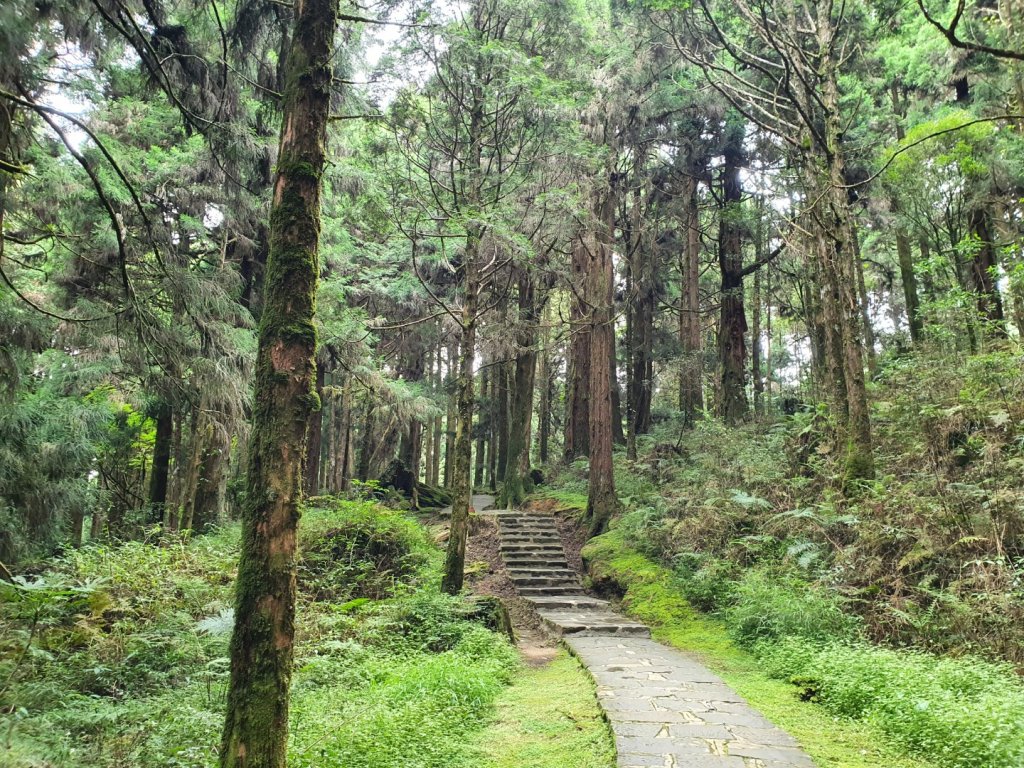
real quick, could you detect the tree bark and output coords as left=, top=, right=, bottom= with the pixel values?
left=585, top=181, right=619, bottom=537
left=220, top=0, right=338, bottom=764
left=443, top=339, right=458, bottom=487
left=718, top=124, right=748, bottom=425
left=678, top=173, right=703, bottom=425
left=499, top=269, right=538, bottom=508
left=148, top=401, right=173, bottom=523
left=967, top=207, right=1008, bottom=338
left=564, top=238, right=591, bottom=461
left=895, top=226, right=924, bottom=344
left=303, top=361, right=325, bottom=496
left=474, top=364, right=488, bottom=486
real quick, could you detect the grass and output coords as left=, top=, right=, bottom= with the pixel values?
left=467, top=650, right=615, bottom=768
left=582, top=528, right=941, bottom=768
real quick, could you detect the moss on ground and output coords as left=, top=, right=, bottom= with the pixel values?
left=468, top=650, right=615, bottom=768
left=582, top=529, right=938, bottom=768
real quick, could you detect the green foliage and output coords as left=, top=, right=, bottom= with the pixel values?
left=723, top=570, right=862, bottom=648
left=1, top=500, right=521, bottom=768
left=760, top=639, right=1024, bottom=768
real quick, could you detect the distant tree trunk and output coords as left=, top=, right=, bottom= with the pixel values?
left=357, top=403, right=376, bottom=483
left=398, top=346, right=425, bottom=481
left=565, top=238, right=591, bottom=462
left=487, top=362, right=498, bottom=490
left=474, top=364, right=487, bottom=487
left=429, top=346, right=442, bottom=486
left=626, top=193, right=654, bottom=453
left=679, top=174, right=703, bottom=425
left=967, top=208, right=1008, bottom=338
left=853, top=231, right=878, bottom=378
left=992, top=201, right=1024, bottom=337
left=895, top=227, right=924, bottom=344
left=304, top=362, right=325, bottom=496
left=585, top=181, right=619, bottom=537
left=609, top=336, right=626, bottom=446
left=752, top=265, right=764, bottom=415
left=495, top=364, right=512, bottom=483
left=220, top=0, right=338, bottom=764
left=443, top=340, right=458, bottom=487
left=718, top=126, right=748, bottom=425
left=149, top=402, right=173, bottom=523
left=537, top=310, right=552, bottom=465
left=190, top=416, right=229, bottom=533
left=499, top=270, right=538, bottom=508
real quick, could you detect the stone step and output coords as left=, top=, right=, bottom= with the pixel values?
left=506, top=565, right=577, bottom=575
left=510, top=576, right=580, bottom=589
left=499, top=544, right=565, bottom=553
left=507, top=573, right=581, bottom=581
left=516, top=585, right=588, bottom=596
left=500, top=537, right=563, bottom=545
left=524, top=595, right=609, bottom=610
left=537, top=609, right=651, bottom=638
left=500, top=555, right=568, bottom=565
left=498, top=527, right=560, bottom=536
left=498, top=520, right=558, bottom=529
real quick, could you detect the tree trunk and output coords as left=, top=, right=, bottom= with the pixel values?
left=679, top=174, right=703, bottom=425
left=967, top=207, right=1008, bottom=339
left=487, top=359, right=498, bottom=490
left=429, top=346, right=443, bottom=486
left=304, top=362, right=325, bottom=496
left=443, top=340, right=458, bottom=487
left=585, top=184, right=619, bottom=537
left=895, top=227, right=924, bottom=344
left=148, top=401, right=173, bottom=523
left=564, top=238, right=591, bottom=461
left=499, top=270, right=538, bottom=508
left=495, top=360, right=510, bottom=483
left=220, top=0, right=338, bottom=764
left=442, top=67, right=486, bottom=595
left=853, top=230, right=878, bottom=378
left=752, top=264, right=764, bottom=415
left=538, top=304, right=552, bottom=465
left=718, top=126, right=748, bottom=425
left=474, top=364, right=488, bottom=486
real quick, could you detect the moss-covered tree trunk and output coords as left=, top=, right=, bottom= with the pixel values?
left=499, top=269, right=538, bottom=508
left=219, top=0, right=338, bottom=764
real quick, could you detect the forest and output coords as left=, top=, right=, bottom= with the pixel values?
left=1, top=0, right=1024, bottom=767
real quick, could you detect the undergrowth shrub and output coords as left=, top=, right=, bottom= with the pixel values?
left=760, top=637, right=1024, bottom=768
left=299, top=500, right=432, bottom=603
left=2, top=499, right=519, bottom=768
left=724, top=570, right=862, bottom=648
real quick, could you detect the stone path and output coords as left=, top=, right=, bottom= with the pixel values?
left=486, top=507, right=816, bottom=768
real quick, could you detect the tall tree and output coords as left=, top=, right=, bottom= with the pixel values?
left=220, top=0, right=339, bottom=764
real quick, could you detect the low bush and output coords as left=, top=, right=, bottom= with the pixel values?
left=760, top=638, right=1024, bottom=768
left=723, top=569, right=862, bottom=648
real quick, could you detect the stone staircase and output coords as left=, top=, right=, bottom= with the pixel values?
left=491, top=509, right=649, bottom=637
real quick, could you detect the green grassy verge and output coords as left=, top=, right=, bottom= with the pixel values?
left=582, top=529, right=940, bottom=768
left=467, top=650, right=615, bottom=768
